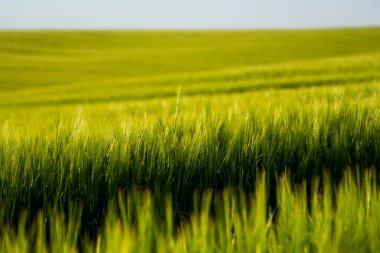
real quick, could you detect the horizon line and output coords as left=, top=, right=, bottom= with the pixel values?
left=0, top=24, right=379, bottom=32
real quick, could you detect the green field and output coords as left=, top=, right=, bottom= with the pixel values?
left=1, top=28, right=380, bottom=252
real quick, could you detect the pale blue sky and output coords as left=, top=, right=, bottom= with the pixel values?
left=0, top=0, right=379, bottom=29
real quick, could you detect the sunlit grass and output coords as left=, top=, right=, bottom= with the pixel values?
left=1, top=28, right=380, bottom=252
left=2, top=171, right=380, bottom=253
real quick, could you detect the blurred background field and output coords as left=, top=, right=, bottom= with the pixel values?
left=1, top=28, right=380, bottom=126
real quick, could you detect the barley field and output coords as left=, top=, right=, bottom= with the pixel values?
left=1, top=28, right=380, bottom=252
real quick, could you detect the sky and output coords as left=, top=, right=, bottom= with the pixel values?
left=0, top=0, right=379, bottom=29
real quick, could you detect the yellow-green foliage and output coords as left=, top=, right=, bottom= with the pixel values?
left=2, top=171, right=380, bottom=253
left=1, top=28, right=380, bottom=252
